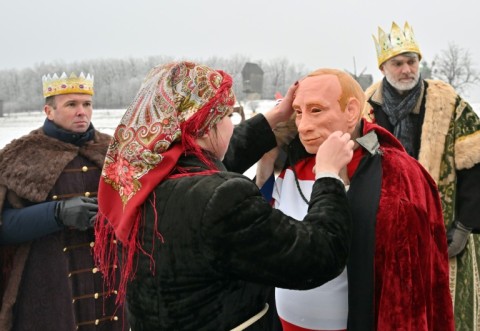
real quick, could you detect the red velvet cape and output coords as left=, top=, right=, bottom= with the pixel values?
left=358, top=121, right=454, bottom=330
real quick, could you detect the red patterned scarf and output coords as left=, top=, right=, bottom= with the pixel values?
left=94, top=61, right=235, bottom=303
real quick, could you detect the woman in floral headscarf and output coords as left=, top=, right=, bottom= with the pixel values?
left=94, top=61, right=354, bottom=331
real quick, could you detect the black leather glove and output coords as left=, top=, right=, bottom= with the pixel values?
left=447, top=221, right=472, bottom=258
left=55, top=197, right=98, bottom=231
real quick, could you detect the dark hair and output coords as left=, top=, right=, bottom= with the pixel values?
left=45, top=96, right=56, bottom=108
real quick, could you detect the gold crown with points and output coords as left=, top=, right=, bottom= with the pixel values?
left=373, top=22, right=422, bottom=68
left=42, top=72, right=94, bottom=98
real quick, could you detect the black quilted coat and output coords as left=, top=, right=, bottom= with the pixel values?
left=125, top=119, right=352, bottom=330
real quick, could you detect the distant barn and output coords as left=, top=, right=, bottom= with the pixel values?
left=349, top=73, right=373, bottom=91
left=242, top=62, right=264, bottom=99
left=357, top=74, right=373, bottom=90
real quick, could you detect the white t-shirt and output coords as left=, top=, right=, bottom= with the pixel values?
left=273, top=161, right=348, bottom=330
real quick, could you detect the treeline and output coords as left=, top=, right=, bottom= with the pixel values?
left=0, top=55, right=309, bottom=113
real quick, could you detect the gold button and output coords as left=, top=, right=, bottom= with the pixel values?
left=89, top=242, right=95, bottom=248
left=92, top=267, right=98, bottom=274
left=82, top=166, right=88, bottom=172
left=94, top=293, right=99, bottom=299
left=95, top=319, right=99, bottom=325
left=113, top=316, right=119, bottom=321
left=52, top=195, right=58, bottom=200
left=84, top=192, right=91, bottom=197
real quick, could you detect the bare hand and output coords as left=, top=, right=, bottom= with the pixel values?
left=263, top=81, right=299, bottom=127
left=255, top=147, right=280, bottom=188
left=314, top=131, right=354, bottom=175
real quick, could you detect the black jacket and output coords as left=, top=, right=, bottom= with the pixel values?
left=125, top=118, right=352, bottom=330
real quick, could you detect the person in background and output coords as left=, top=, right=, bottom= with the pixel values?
left=258, top=68, right=453, bottom=330
left=0, top=72, right=128, bottom=330
left=94, top=61, right=354, bottom=331
left=364, top=21, right=480, bottom=330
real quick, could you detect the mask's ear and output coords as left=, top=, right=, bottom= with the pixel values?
left=345, top=97, right=361, bottom=132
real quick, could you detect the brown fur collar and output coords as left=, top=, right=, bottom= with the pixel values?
left=0, top=128, right=111, bottom=203
left=453, top=100, right=480, bottom=170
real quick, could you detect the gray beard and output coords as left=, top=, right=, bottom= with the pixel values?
left=385, top=72, right=420, bottom=92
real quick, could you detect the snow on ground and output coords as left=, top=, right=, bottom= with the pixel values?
left=0, top=108, right=259, bottom=179
left=1, top=103, right=479, bottom=180
left=241, top=99, right=278, bottom=119
left=0, top=109, right=125, bottom=148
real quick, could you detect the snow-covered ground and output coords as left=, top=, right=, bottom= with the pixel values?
left=0, top=109, right=124, bottom=148
left=0, top=108, right=258, bottom=179
left=1, top=103, right=479, bottom=179
left=241, top=99, right=278, bottom=118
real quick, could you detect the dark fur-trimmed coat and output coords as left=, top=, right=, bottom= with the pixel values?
left=0, top=128, right=128, bottom=331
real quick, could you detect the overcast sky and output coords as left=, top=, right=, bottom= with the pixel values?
left=1, top=0, right=479, bottom=101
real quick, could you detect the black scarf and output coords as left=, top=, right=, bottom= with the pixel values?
left=381, top=77, right=423, bottom=156
left=43, top=118, right=95, bottom=146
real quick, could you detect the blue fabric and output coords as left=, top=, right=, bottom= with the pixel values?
left=259, top=173, right=275, bottom=202
left=0, top=201, right=61, bottom=244
left=43, top=118, right=95, bottom=146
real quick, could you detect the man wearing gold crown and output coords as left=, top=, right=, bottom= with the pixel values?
left=364, top=21, right=480, bottom=330
left=0, top=73, right=128, bottom=330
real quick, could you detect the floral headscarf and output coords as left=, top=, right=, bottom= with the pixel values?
left=94, top=61, right=235, bottom=302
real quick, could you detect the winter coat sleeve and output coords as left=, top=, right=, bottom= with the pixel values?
left=201, top=175, right=352, bottom=290
left=453, top=100, right=480, bottom=230
left=223, top=114, right=277, bottom=173
left=0, top=201, right=61, bottom=244
left=456, top=163, right=480, bottom=230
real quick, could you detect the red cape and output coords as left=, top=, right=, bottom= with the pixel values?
left=361, top=121, right=453, bottom=330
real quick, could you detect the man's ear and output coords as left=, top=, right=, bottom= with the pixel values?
left=345, top=97, right=360, bottom=131
left=379, top=63, right=386, bottom=75
left=44, top=104, right=53, bottom=119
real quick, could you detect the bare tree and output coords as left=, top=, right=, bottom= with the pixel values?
left=260, top=58, right=309, bottom=99
left=203, top=54, right=251, bottom=101
left=0, top=55, right=309, bottom=112
left=432, top=42, right=480, bottom=94
left=419, top=61, right=433, bottom=79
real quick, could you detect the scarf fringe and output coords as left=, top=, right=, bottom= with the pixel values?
left=94, top=211, right=139, bottom=305
left=94, top=193, right=166, bottom=305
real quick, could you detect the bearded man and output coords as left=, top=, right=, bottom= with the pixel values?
left=364, top=21, right=480, bottom=330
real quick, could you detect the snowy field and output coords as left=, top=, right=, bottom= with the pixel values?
left=0, top=108, right=258, bottom=179
left=1, top=103, right=479, bottom=179
left=0, top=108, right=124, bottom=148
